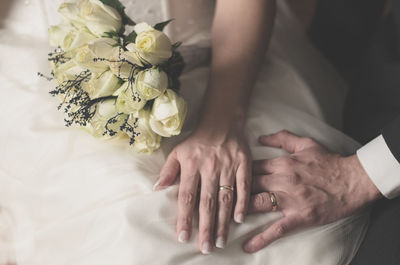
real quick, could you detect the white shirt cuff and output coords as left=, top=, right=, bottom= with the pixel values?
left=357, top=135, right=400, bottom=199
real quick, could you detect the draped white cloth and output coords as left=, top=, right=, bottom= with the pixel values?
left=0, top=0, right=368, bottom=264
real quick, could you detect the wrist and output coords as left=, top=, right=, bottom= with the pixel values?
left=195, top=108, right=246, bottom=139
left=340, top=155, right=383, bottom=204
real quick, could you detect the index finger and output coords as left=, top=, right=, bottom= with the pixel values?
left=243, top=215, right=302, bottom=253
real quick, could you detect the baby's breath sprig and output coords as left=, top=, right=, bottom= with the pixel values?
left=48, top=47, right=70, bottom=66
left=103, top=113, right=140, bottom=145
left=48, top=70, right=117, bottom=127
left=120, top=115, right=140, bottom=145
left=103, top=113, right=125, bottom=137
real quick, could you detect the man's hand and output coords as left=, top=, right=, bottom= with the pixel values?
left=243, top=130, right=382, bottom=253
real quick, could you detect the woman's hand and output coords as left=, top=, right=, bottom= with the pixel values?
left=154, top=127, right=252, bottom=254
left=153, top=0, right=276, bottom=254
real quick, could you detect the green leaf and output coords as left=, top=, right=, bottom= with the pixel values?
left=102, top=31, right=119, bottom=38
left=163, top=51, right=185, bottom=86
left=123, top=15, right=136, bottom=26
left=154, top=19, right=174, bottom=32
left=172, top=42, right=182, bottom=51
left=98, top=0, right=136, bottom=26
left=168, top=76, right=181, bottom=92
left=125, top=31, right=137, bottom=44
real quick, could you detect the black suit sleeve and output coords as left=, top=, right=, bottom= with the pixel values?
left=382, top=115, right=400, bottom=163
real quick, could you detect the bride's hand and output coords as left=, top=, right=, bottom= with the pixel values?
left=152, top=0, right=275, bottom=254
left=154, top=127, right=252, bottom=254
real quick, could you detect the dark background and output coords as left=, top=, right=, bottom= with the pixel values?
left=305, top=1, right=400, bottom=264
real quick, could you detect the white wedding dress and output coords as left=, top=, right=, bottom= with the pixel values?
left=0, top=0, right=369, bottom=264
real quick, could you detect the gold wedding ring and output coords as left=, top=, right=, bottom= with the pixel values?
left=268, top=192, right=278, bottom=211
left=219, top=185, right=234, bottom=192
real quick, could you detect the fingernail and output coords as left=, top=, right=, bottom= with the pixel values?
left=152, top=179, right=162, bottom=191
left=201, top=242, right=212, bottom=255
left=235, top=213, right=244, bottom=224
left=178, top=230, right=189, bottom=243
left=215, top=237, right=225, bottom=249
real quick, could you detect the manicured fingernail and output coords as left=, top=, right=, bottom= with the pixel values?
left=235, top=214, right=244, bottom=224
left=152, top=179, right=160, bottom=190
left=201, top=242, right=212, bottom=255
left=178, top=230, right=189, bottom=243
left=215, top=237, right=225, bottom=249
left=153, top=179, right=165, bottom=191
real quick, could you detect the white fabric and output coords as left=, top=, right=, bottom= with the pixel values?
left=0, top=0, right=368, bottom=264
left=357, top=135, right=400, bottom=199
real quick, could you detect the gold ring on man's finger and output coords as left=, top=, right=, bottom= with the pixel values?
left=268, top=192, right=278, bottom=211
left=219, top=185, right=234, bottom=192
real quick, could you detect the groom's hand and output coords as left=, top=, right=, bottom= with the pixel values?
left=243, top=130, right=382, bottom=253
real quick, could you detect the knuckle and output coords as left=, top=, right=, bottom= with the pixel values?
left=286, top=174, right=300, bottom=185
left=222, top=156, right=233, bottom=166
left=278, top=130, right=290, bottom=137
left=161, top=168, right=176, bottom=180
left=269, top=158, right=279, bottom=166
left=263, top=159, right=274, bottom=171
left=297, top=187, right=311, bottom=199
left=289, top=154, right=300, bottom=161
left=220, top=192, right=233, bottom=206
left=179, top=215, right=193, bottom=227
left=200, top=227, right=212, bottom=237
left=274, top=224, right=286, bottom=237
left=237, top=177, right=251, bottom=192
left=254, top=193, right=269, bottom=209
left=179, top=191, right=195, bottom=206
left=237, top=151, right=249, bottom=163
left=185, top=158, right=197, bottom=171
left=302, top=137, right=316, bottom=147
left=200, top=193, right=215, bottom=212
left=205, top=158, right=217, bottom=173
left=276, top=130, right=290, bottom=138
left=275, top=157, right=286, bottom=164
left=303, top=208, right=318, bottom=223
left=277, top=157, right=293, bottom=167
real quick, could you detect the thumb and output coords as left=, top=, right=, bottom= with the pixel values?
left=154, top=150, right=180, bottom=191
left=259, top=130, right=316, bottom=153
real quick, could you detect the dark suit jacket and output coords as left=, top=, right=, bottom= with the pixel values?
left=309, top=0, right=400, bottom=163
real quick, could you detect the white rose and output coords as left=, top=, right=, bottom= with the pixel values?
left=52, top=59, right=86, bottom=85
left=130, top=110, right=161, bottom=154
left=149, top=89, right=187, bottom=137
left=114, top=81, right=147, bottom=114
left=135, top=68, right=168, bottom=100
left=132, top=22, right=172, bottom=65
left=86, top=99, right=126, bottom=138
left=133, top=22, right=155, bottom=34
left=109, top=46, right=143, bottom=80
left=63, top=27, right=97, bottom=51
left=82, top=70, right=120, bottom=99
left=59, top=0, right=122, bottom=37
left=48, top=21, right=73, bottom=48
left=73, top=37, right=116, bottom=72
left=58, top=1, right=82, bottom=25
left=124, top=44, right=145, bottom=68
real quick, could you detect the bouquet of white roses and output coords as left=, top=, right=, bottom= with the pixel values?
left=42, top=0, right=186, bottom=154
